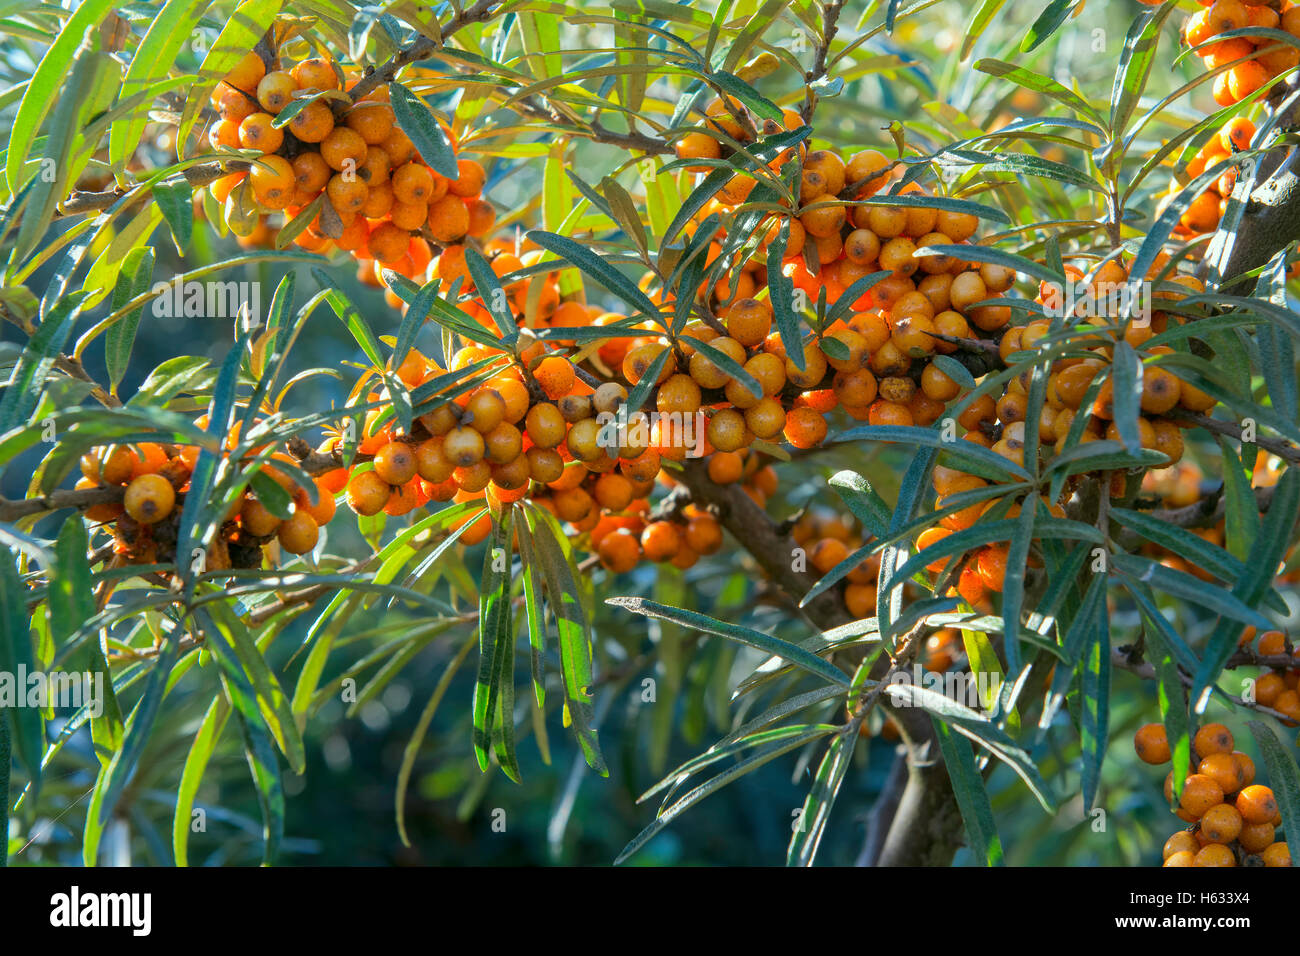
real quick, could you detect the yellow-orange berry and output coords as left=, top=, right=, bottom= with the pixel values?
left=123, top=474, right=175, bottom=524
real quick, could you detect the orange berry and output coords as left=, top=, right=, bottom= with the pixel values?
left=1192, top=844, right=1236, bottom=867
left=1260, top=841, right=1291, bottom=867
left=1236, top=784, right=1278, bottom=825
left=1199, top=803, right=1243, bottom=845
left=448, top=158, right=486, bottom=197
left=123, top=474, right=175, bottom=524
left=291, top=57, right=339, bottom=92
left=224, top=52, right=266, bottom=94
left=1134, top=723, right=1171, bottom=765
left=372, top=441, right=417, bottom=485
left=640, top=521, right=681, bottom=562
left=426, top=194, right=470, bottom=242
left=597, top=529, right=641, bottom=573
left=287, top=100, right=335, bottom=143
left=1193, top=722, right=1233, bottom=759
left=255, top=71, right=296, bottom=113
left=1198, top=752, right=1246, bottom=795
left=277, top=510, right=320, bottom=554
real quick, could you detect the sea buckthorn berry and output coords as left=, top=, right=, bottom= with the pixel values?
left=449, top=159, right=486, bottom=197
left=1163, top=850, right=1195, bottom=867
left=1260, top=842, right=1291, bottom=868
left=707, top=451, right=744, bottom=484
left=723, top=298, right=772, bottom=348
left=1163, top=831, right=1199, bottom=860
left=464, top=389, right=507, bottom=434
left=783, top=406, right=827, bottom=449
left=657, top=374, right=703, bottom=415
left=1192, top=844, right=1235, bottom=867
left=1134, top=723, right=1171, bottom=764
left=321, top=127, right=368, bottom=172
left=444, top=426, right=486, bottom=467
left=225, top=52, right=267, bottom=93
left=123, top=474, right=175, bottom=524
left=392, top=162, right=435, bottom=203
left=689, top=337, right=745, bottom=390
left=975, top=544, right=1009, bottom=593
left=1193, top=722, right=1233, bottom=758
left=640, top=521, right=681, bottom=562
left=598, top=529, right=642, bottom=573
left=845, top=150, right=890, bottom=196
left=558, top=394, right=595, bottom=423
left=534, top=356, right=577, bottom=399
left=526, top=447, right=564, bottom=483
left=525, top=403, right=566, bottom=448
left=250, top=155, right=295, bottom=205
left=381, top=126, right=416, bottom=164
left=1198, top=752, right=1245, bottom=795
left=1254, top=671, right=1286, bottom=707
left=426, top=194, right=470, bottom=242
left=212, top=82, right=258, bottom=123
left=684, top=514, right=722, bottom=555
left=291, top=57, right=339, bottom=92
left=1258, top=630, right=1288, bottom=657
left=453, top=461, right=491, bottom=493
left=373, top=441, right=417, bottom=485
left=240, top=496, right=282, bottom=537
left=326, top=174, right=367, bottom=213
left=238, top=112, right=283, bottom=153
left=277, top=510, right=320, bottom=555
left=623, top=343, right=675, bottom=387
left=1179, top=774, right=1224, bottom=818
left=292, top=152, right=331, bottom=195
left=744, top=398, right=786, bottom=440
left=483, top=423, right=522, bottom=464
left=346, top=470, right=391, bottom=516
left=1274, top=689, right=1300, bottom=726
left=1236, top=785, right=1278, bottom=825
left=288, top=100, right=334, bottom=143
left=786, top=342, right=829, bottom=389
left=1239, top=821, right=1275, bottom=854
left=255, top=71, right=296, bottom=113
left=1199, top=803, right=1243, bottom=845
left=81, top=447, right=134, bottom=486
left=707, top=409, right=748, bottom=453
left=564, top=418, right=603, bottom=462
left=935, top=210, right=978, bottom=242
left=675, top=131, right=721, bottom=172
left=345, top=103, right=395, bottom=144
left=592, top=382, right=628, bottom=415
left=296, top=480, right=336, bottom=527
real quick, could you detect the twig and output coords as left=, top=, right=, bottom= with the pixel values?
left=1170, top=411, right=1300, bottom=464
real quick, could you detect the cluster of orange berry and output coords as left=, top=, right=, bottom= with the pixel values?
left=909, top=256, right=1213, bottom=606
left=1183, top=1, right=1300, bottom=108
left=671, top=103, right=1013, bottom=438
left=1169, top=0, right=1300, bottom=237
left=1174, top=117, right=1256, bottom=237
left=205, top=49, right=492, bottom=290
left=791, top=509, right=886, bottom=619
left=1135, top=720, right=1290, bottom=867
left=76, top=427, right=335, bottom=570
left=1239, top=627, right=1300, bottom=724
